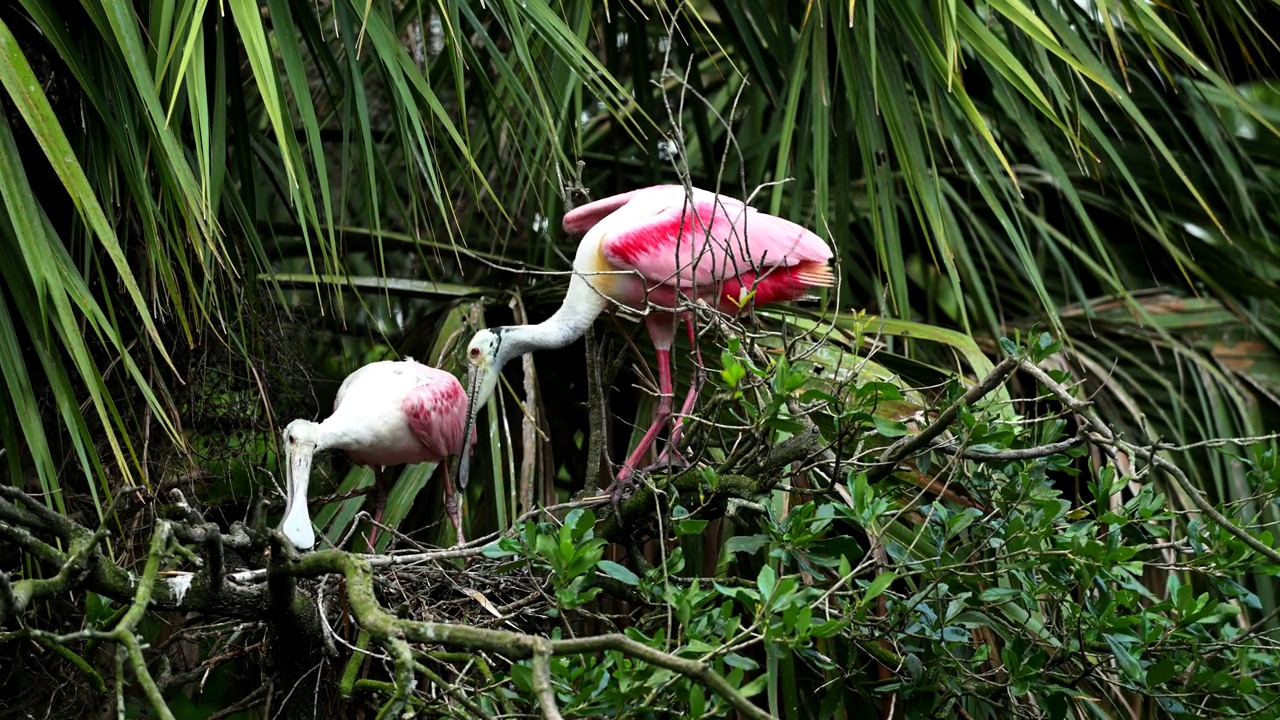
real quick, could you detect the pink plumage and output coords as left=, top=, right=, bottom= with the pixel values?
left=278, top=358, right=472, bottom=551
left=561, top=184, right=835, bottom=481
left=565, top=184, right=835, bottom=314
left=332, top=361, right=469, bottom=467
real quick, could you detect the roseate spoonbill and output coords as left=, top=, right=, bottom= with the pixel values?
left=279, top=358, right=470, bottom=552
left=457, top=184, right=834, bottom=490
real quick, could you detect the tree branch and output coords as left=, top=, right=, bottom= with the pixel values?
left=866, top=354, right=1021, bottom=483
left=931, top=433, right=1083, bottom=462
left=0, top=485, right=80, bottom=539
left=583, top=324, right=608, bottom=495
left=1019, top=359, right=1280, bottom=566
left=532, top=642, right=564, bottom=720
left=414, top=660, right=496, bottom=720
left=288, top=550, right=775, bottom=719
left=1, top=520, right=109, bottom=625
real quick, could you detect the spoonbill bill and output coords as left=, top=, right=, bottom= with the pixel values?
left=458, top=184, right=834, bottom=490
left=279, top=358, right=470, bottom=551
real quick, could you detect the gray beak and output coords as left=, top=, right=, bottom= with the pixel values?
left=457, top=365, right=484, bottom=490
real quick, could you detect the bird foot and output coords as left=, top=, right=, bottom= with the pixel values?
left=603, top=475, right=637, bottom=527
left=606, top=448, right=690, bottom=525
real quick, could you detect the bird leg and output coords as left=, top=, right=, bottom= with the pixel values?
left=612, top=315, right=706, bottom=521
left=653, top=315, right=704, bottom=469
left=440, top=461, right=466, bottom=546
left=617, top=346, right=675, bottom=485
left=365, top=467, right=388, bottom=553
left=610, top=341, right=675, bottom=525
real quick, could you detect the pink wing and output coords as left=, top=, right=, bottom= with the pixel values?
left=575, top=186, right=834, bottom=310
left=563, top=187, right=652, bottom=235
left=401, top=366, right=470, bottom=460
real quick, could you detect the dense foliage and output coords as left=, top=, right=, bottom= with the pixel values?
left=0, top=0, right=1278, bottom=718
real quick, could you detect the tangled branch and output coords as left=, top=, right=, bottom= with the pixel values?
left=0, top=478, right=777, bottom=719
left=3, top=349, right=1275, bottom=719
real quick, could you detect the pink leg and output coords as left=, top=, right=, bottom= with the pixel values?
left=441, top=461, right=466, bottom=546
left=617, top=314, right=679, bottom=482
left=365, top=467, right=387, bottom=553
left=664, top=315, right=704, bottom=454
left=617, top=346, right=674, bottom=482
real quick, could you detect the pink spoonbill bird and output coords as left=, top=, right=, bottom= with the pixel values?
left=458, top=184, right=834, bottom=491
left=279, top=358, right=470, bottom=552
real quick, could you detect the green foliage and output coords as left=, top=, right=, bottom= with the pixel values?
left=468, top=343, right=1280, bottom=718
left=2, top=0, right=1280, bottom=718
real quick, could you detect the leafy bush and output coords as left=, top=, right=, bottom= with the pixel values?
left=1, top=1, right=1279, bottom=718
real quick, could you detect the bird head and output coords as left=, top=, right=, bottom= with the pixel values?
left=458, top=328, right=508, bottom=490
left=280, top=418, right=321, bottom=550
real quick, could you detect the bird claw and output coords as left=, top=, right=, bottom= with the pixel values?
left=604, top=475, right=636, bottom=527
left=604, top=449, right=690, bottom=529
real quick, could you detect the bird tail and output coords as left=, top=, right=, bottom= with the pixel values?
left=793, top=261, right=836, bottom=288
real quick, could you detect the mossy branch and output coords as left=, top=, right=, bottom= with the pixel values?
left=1, top=521, right=176, bottom=720
left=290, top=550, right=775, bottom=720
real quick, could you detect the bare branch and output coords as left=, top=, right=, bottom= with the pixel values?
left=932, top=433, right=1084, bottom=462
left=1020, top=359, right=1280, bottom=566
left=532, top=643, right=564, bottom=720
left=866, top=355, right=1021, bottom=483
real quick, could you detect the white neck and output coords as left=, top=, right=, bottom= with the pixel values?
left=498, top=273, right=608, bottom=366
left=316, top=415, right=371, bottom=453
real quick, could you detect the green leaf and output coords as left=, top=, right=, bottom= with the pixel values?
left=676, top=519, right=710, bottom=536
left=597, top=560, right=639, bottom=587
left=482, top=541, right=517, bottom=559
left=724, top=535, right=771, bottom=556
left=873, top=418, right=909, bottom=438
left=757, top=565, right=777, bottom=600
left=1104, top=634, right=1144, bottom=682
left=510, top=662, right=533, bottom=693
left=979, top=588, right=1021, bottom=604
left=862, top=572, right=897, bottom=605
left=1145, top=658, right=1179, bottom=687
left=688, top=684, right=706, bottom=718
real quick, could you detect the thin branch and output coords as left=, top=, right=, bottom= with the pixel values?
left=583, top=324, right=608, bottom=495
left=119, top=632, right=175, bottom=720
left=206, top=685, right=268, bottom=720
left=414, top=661, right=496, bottom=720
left=866, top=355, right=1021, bottom=483
left=0, top=485, right=79, bottom=538
left=113, top=522, right=176, bottom=720
left=931, top=433, right=1084, bottom=462
left=1020, top=359, right=1280, bottom=566
left=377, top=636, right=417, bottom=720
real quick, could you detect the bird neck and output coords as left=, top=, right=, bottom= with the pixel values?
left=312, top=417, right=358, bottom=453
left=498, top=273, right=608, bottom=365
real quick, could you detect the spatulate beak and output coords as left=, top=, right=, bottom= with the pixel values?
left=280, top=439, right=317, bottom=550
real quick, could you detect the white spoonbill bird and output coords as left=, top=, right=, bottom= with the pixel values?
left=279, top=358, right=470, bottom=551
left=458, top=184, right=834, bottom=489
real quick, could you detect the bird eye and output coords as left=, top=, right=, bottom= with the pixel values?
left=287, top=433, right=295, bottom=443
left=469, top=347, right=480, bottom=358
